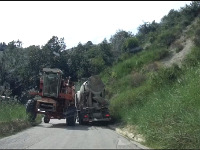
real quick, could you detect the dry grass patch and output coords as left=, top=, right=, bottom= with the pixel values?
left=0, top=119, right=31, bottom=138
left=130, top=71, right=146, bottom=88
left=142, top=61, right=161, bottom=73
left=174, top=41, right=184, bottom=53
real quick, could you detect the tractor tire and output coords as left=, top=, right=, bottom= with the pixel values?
left=44, top=115, right=50, bottom=123
left=26, top=99, right=37, bottom=122
left=66, top=106, right=76, bottom=126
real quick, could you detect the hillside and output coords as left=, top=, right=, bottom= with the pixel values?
left=99, top=7, right=200, bottom=149
left=160, top=16, right=200, bottom=67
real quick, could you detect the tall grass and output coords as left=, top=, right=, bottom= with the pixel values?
left=102, top=44, right=200, bottom=148
left=137, top=66, right=200, bottom=149
left=0, top=101, right=42, bottom=138
left=0, top=102, right=27, bottom=122
left=100, top=46, right=168, bottom=83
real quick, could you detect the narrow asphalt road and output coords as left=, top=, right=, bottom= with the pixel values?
left=0, top=119, right=144, bottom=149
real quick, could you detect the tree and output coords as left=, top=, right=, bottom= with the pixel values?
left=109, top=29, right=133, bottom=58
left=99, top=38, right=113, bottom=66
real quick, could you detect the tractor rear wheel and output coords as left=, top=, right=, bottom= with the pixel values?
left=66, top=106, right=76, bottom=126
left=26, top=99, right=37, bottom=122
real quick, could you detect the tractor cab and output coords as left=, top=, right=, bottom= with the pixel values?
left=42, top=68, right=63, bottom=98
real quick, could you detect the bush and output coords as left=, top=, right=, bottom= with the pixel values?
left=117, top=53, right=131, bottom=63
left=123, top=37, right=139, bottom=52
left=158, top=30, right=176, bottom=47
left=150, top=64, right=182, bottom=87
left=105, top=87, right=114, bottom=99
left=155, top=49, right=169, bottom=60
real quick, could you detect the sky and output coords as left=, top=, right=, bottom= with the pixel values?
left=0, top=1, right=192, bottom=49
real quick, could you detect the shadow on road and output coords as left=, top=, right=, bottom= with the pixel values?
left=36, top=118, right=112, bottom=131
left=37, top=122, right=111, bottom=130
left=47, top=123, right=90, bottom=130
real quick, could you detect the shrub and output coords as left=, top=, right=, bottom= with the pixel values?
left=155, top=49, right=169, bottom=60
left=158, top=30, right=176, bottom=47
left=123, top=37, right=139, bottom=52
left=150, top=64, right=182, bottom=87
left=117, top=53, right=131, bottom=62
left=105, top=87, right=114, bottom=99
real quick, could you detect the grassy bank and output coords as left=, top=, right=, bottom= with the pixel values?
left=101, top=44, right=200, bottom=149
left=0, top=102, right=42, bottom=138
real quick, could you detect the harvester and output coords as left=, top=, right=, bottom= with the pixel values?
left=26, top=68, right=77, bottom=126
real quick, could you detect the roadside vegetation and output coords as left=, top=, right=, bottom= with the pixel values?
left=99, top=2, right=200, bottom=148
left=0, top=1, right=200, bottom=149
left=0, top=101, right=42, bottom=138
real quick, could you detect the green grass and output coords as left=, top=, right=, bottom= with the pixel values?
left=0, top=102, right=27, bottom=122
left=0, top=101, right=42, bottom=138
left=137, top=66, right=200, bottom=149
left=102, top=45, right=200, bottom=148
left=100, top=46, right=168, bottom=83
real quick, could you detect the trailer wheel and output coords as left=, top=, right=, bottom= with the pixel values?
left=44, top=115, right=50, bottom=123
left=26, top=99, right=37, bottom=122
left=67, top=106, right=76, bottom=126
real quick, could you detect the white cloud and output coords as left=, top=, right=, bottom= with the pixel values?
left=0, top=1, right=192, bottom=48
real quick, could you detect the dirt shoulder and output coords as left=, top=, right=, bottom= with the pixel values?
left=108, top=123, right=150, bottom=149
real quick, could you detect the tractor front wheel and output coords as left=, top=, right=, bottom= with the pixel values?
left=66, top=106, right=76, bottom=126
left=26, top=99, right=37, bottom=122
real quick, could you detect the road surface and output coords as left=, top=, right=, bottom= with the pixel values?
left=0, top=119, right=145, bottom=149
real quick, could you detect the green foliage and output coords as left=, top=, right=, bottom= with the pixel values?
left=140, top=20, right=160, bottom=34
left=102, top=43, right=200, bottom=149
left=194, top=28, right=200, bottom=47
left=0, top=101, right=42, bottom=138
left=137, top=65, right=200, bottom=149
left=149, top=64, right=182, bottom=87
left=116, top=53, right=131, bottom=63
left=90, top=56, right=105, bottom=75
left=183, top=46, right=200, bottom=67
left=157, top=30, right=176, bottom=47
left=123, top=37, right=139, bottom=52
left=109, top=29, right=133, bottom=58
left=99, top=38, right=113, bottom=66
left=101, top=47, right=168, bottom=81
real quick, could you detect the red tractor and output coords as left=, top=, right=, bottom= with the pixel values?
left=26, top=68, right=77, bottom=126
